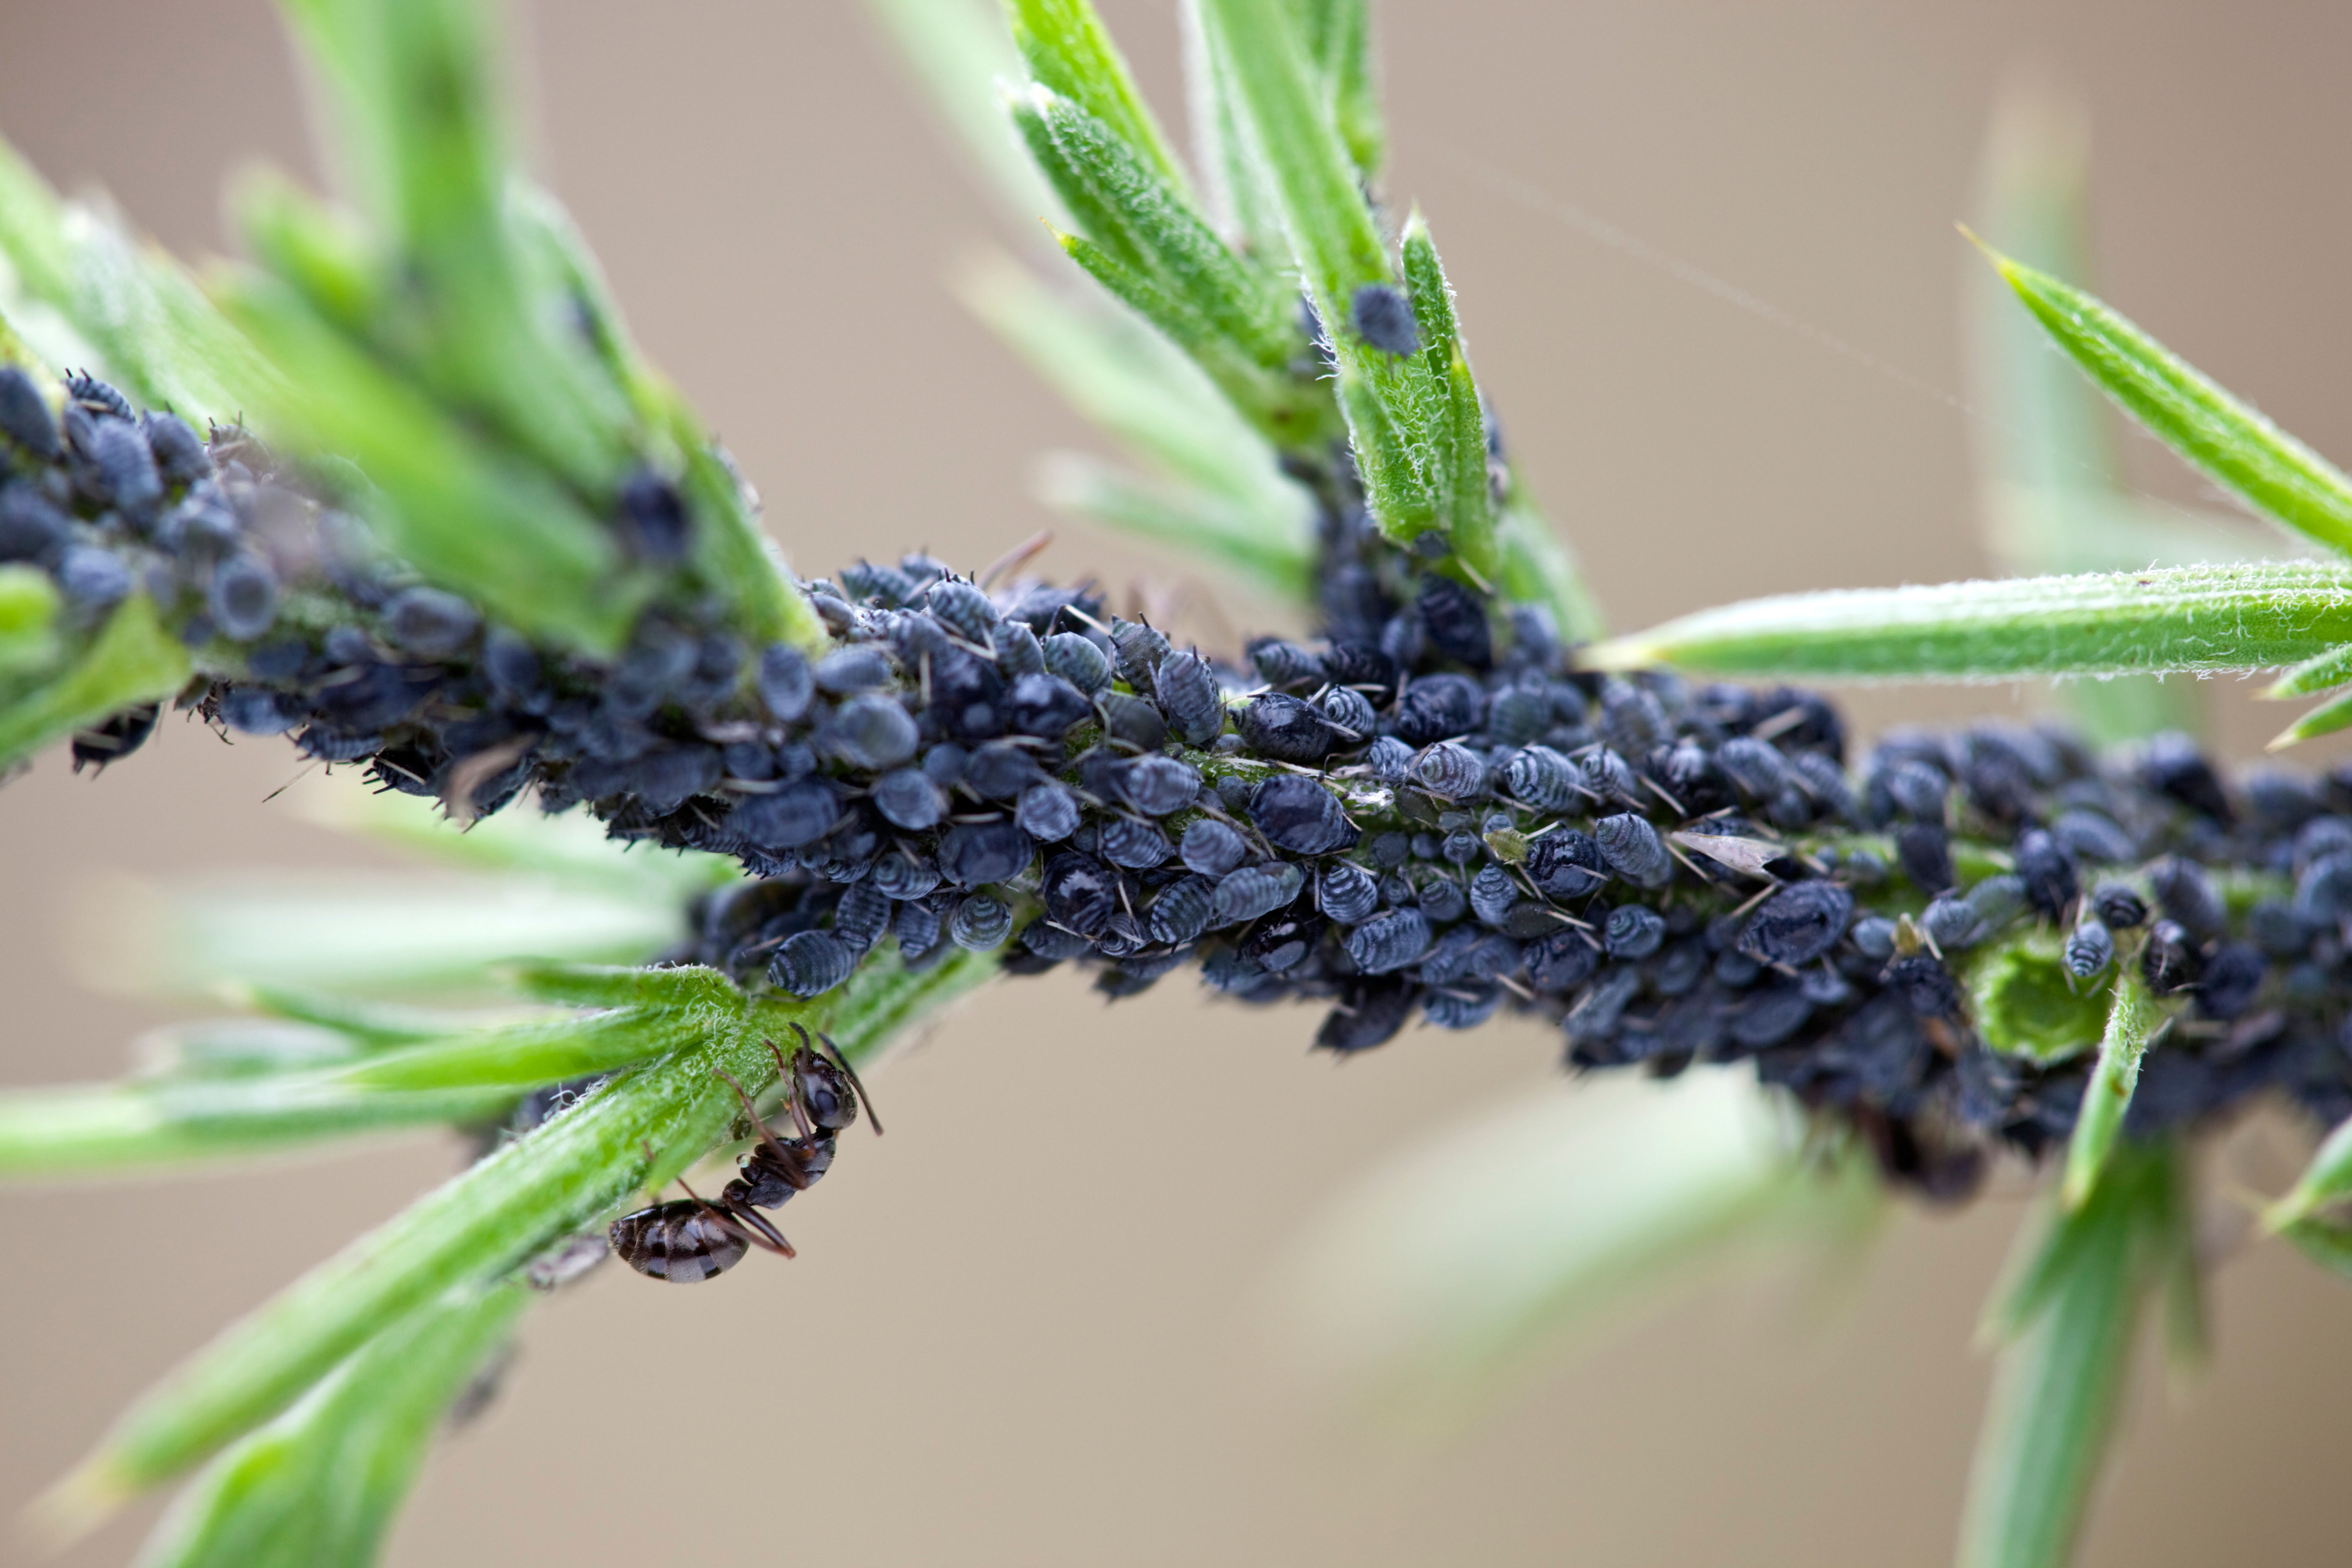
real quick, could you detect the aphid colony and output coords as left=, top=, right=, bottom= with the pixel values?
left=13, top=366, right=2352, bottom=1208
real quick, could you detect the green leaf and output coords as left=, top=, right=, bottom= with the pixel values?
left=1196, top=0, right=1385, bottom=313
left=1965, top=931, right=2108, bottom=1065
left=1034, top=451, right=1311, bottom=603
left=864, top=0, right=1061, bottom=223
left=116, top=872, right=690, bottom=995
left=2277, top=1214, right=2352, bottom=1283
left=272, top=0, right=634, bottom=493
left=957, top=250, right=1318, bottom=590
left=0, top=593, right=190, bottom=771
left=2265, top=642, right=2352, bottom=698
left=1397, top=212, right=1497, bottom=568
left=2268, top=688, right=2352, bottom=750
left=503, top=961, right=741, bottom=1014
left=1005, top=0, right=1189, bottom=192
left=1287, top=0, right=1382, bottom=178
left=224, top=984, right=537, bottom=1052
left=1960, top=1141, right=2182, bottom=1568
left=325, top=1009, right=694, bottom=1093
left=1198, top=0, right=1474, bottom=564
left=1584, top=562, right=2352, bottom=681
left=1495, top=485, right=1608, bottom=643
left=0, top=1075, right=513, bottom=1179
left=2062, top=973, right=2157, bottom=1209
left=0, top=564, right=61, bottom=674
left=1986, top=242, right=2352, bottom=559
left=2262, top=1109, right=2352, bottom=1230
left=133, top=1285, right=530, bottom=1568
left=218, top=271, right=644, bottom=656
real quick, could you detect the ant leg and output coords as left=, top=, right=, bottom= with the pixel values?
left=770, top=1030, right=818, bottom=1136
left=678, top=1176, right=796, bottom=1259
left=816, top=1030, right=883, bottom=1135
left=714, top=1068, right=804, bottom=1168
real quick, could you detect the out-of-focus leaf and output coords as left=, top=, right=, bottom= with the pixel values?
left=2062, top=973, right=2156, bottom=1209
left=1493, top=483, right=1608, bottom=644
left=1288, top=0, right=1382, bottom=178
left=0, top=564, right=61, bottom=674
left=1986, top=242, right=2352, bottom=560
left=218, top=272, right=643, bottom=657
left=222, top=985, right=537, bottom=1052
left=101, top=873, right=687, bottom=996
left=293, top=777, right=737, bottom=898
left=2262, top=1110, right=2352, bottom=1230
left=0, top=1075, right=512, bottom=1178
left=132, top=1284, right=530, bottom=1568
left=2267, top=688, right=2352, bottom=750
left=0, top=593, right=190, bottom=771
left=1959, top=1141, right=2185, bottom=1568
left=1264, top=1068, right=1881, bottom=1413
left=272, top=0, right=633, bottom=493
left=864, top=0, right=1060, bottom=225
left=1583, top=562, right=2352, bottom=681
left=1034, top=451, right=1311, bottom=604
left=325, top=1009, right=690, bottom=1093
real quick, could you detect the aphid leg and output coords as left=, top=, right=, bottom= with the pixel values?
left=815, top=1030, right=883, bottom=1135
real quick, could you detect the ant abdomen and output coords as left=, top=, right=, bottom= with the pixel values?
left=609, top=1200, right=756, bottom=1284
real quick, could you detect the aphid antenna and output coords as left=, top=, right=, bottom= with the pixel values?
left=1748, top=705, right=1813, bottom=743
left=1640, top=775, right=1687, bottom=817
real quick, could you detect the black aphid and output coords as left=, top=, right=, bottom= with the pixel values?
left=1349, top=282, right=1422, bottom=355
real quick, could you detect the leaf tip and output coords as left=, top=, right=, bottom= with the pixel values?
left=1575, top=634, right=1656, bottom=673
left=23, top=1459, right=132, bottom=1550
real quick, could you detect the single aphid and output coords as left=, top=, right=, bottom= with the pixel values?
left=2065, top=916, right=2115, bottom=979
left=1211, top=862, right=1302, bottom=927
left=1349, top=282, right=1421, bottom=356
left=1249, top=774, right=1357, bottom=855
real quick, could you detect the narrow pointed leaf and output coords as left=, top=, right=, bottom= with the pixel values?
left=325, top=1009, right=689, bottom=1093
left=2268, top=689, right=2352, bottom=750
left=1006, top=0, right=1189, bottom=191
left=0, top=1076, right=513, bottom=1178
left=2265, top=642, right=2352, bottom=698
left=2277, top=1215, right=2352, bottom=1282
left=1959, top=1142, right=2178, bottom=1568
left=1586, top=562, right=2352, bottom=681
left=1989, top=245, right=2352, bottom=558
left=225, top=985, right=530, bottom=1051
left=2263, top=1110, right=2352, bottom=1230
left=1034, top=451, right=1312, bottom=603
left=134, top=1285, right=531, bottom=1568
left=503, top=962, right=740, bottom=1014
left=864, top=0, right=1059, bottom=223
left=1289, top=0, right=1383, bottom=177
left=2061, top=973, right=2155, bottom=1209
left=219, top=273, right=642, bottom=656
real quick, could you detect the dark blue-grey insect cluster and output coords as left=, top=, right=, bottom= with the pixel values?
left=18, top=364, right=2352, bottom=1207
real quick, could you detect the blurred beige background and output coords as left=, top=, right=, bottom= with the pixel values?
left=5, top=1, right=2352, bottom=1563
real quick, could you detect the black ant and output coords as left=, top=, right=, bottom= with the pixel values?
left=608, top=1026, right=881, bottom=1284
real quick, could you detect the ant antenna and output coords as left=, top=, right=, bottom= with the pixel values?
left=817, top=1030, right=884, bottom=1136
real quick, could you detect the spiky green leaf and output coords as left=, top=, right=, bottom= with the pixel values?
left=133, top=1286, right=530, bottom=1568
left=1585, top=562, right=2352, bottom=681
left=2062, top=973, right=2157, bottom=1209
left=1988, top=244, right=2352, bottom=559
